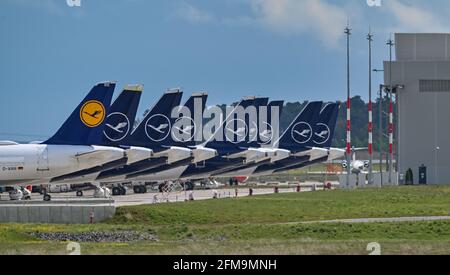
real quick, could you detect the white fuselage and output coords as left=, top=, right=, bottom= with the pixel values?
left=0, top=144, right=124, bottom=187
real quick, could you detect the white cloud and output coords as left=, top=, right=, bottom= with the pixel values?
left=385, top=0, right=450, bottom=33
left=249, top=0, right=348, bottom=48
left=173, top=0, right=450, bottom=48
left=175, top=2, right=214, bottom=24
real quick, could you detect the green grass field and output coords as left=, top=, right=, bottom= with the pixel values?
left=2, top=186, right=450, bottom=255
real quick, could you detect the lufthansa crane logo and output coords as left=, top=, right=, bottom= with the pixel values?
left=103, top=112, right=130, bottom=142
left=172, top=116, right=197, bottom=142
left=80, top=100, right=106, bottom=128
left=313, top=123, right=331, bottom=145
left=225, top=119, right=248, bottom=144
left=145, top=114, right=171, bottom=142
left=291, top=122, right=313, bottom=144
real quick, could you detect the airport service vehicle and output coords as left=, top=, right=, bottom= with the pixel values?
left=7, top=187, right=31, bottom=201
left=0, top=82, right=125, bottom=200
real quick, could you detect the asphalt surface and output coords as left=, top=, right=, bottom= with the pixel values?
left=0, top=183, right=330, bottom=207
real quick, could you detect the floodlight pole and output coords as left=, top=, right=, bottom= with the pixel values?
left=367, top=30, right=374, bottom=186
left=379, top=84, right=384, bottom=187
left=345, top=25, right=352, bottom=188
left=387, top=38, right=395, bottom=184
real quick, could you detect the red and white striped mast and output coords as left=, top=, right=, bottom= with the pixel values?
left=387, top=38, right=395, bottom=184
left=345, top=25, right=352, bottom=187
left=367, top=30, right=374, bottom=185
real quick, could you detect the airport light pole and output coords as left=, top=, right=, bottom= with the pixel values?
left=367, top=30, right=374, bottom=186
left=374, top=69, right=384, bottom=187
left=378, top=84, right=384, bottom=187
left=387, top=38, right=395, bottom=184
left=345, top=25, right=352, bottom=188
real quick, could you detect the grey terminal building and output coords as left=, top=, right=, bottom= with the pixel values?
left=385, top=33, right=450, bottom=185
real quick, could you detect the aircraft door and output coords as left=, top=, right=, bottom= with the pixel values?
left=37, top=146, right=50, bottom=172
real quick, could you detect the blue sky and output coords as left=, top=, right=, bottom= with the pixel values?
left=1, top=0, right=450, bottom=140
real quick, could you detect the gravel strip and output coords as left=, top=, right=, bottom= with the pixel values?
left=29, top=231, right=159, bottom=243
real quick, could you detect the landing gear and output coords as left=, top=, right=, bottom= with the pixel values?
left=133, top=185, right=147, bottom=194
left=112, top=187, right=121, bottom=196
left=185, top=182, right=195, bottom=191
left=76, top=190, right=84, bottom=197
left=112, top=185, right=127, bottom=196
left=43, top=193, right=52, bottom=202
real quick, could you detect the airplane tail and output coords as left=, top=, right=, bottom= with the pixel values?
left=259, top=100, right=284, bottom=146
left=206, top=97, right=269, bottom=151
left=101, top=84, right=143, bottom=145
left=125, top=89, right=183, bottom=148
left=203, top=97, right=256, bottom=153
left=45, top=82, right=116, bottom=146
left=275, top=101, right=323, bottom=150
left=245, top=97, right=269, bottom=147
left=170, top=92, right=208, bottom=147
left=312, top=103, right=340, bottom=148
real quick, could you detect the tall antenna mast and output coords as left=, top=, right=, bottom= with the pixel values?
left=345, top=23, right=352, bottom=188
left=367, top=29, right=374, bottom=186
left=387, top=36, right=395, bottom=184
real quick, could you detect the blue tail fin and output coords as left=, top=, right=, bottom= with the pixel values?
left=170, top=92, right=208, bottom=147
left=125, top=89, right=182, bottom=148
left=224, top=97, right=268, bottom=148
left=204, top=97, right=257, bottom=153
left=245, top=97, right=269, bottom=147
left=45, top=82, right=116, bottom=146
left=102, top=85, right=143, bottom=146
left=312, top=103, right=340, bottom=148
left=259, top=100, right=284, bottom=146
left=275, top=101, right=323, bottom=150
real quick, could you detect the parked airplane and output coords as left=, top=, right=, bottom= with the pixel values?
left=210, top=100, right=288, bottom=178
left=75, top=91, right=212, bottom=186
left=48, top=85, right=153, bottom=184
left=269, top=103, right=343, bottom=174
left=229, top=101, right=324, bottom=178
left=119, top=92, right=217, bottom=183
left=0, top=82, right=125, bottom=200
left=175, top=97, right=273, bottom=181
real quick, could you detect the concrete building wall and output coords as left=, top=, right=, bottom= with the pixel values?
left=384, top=33, right=450, bottom=184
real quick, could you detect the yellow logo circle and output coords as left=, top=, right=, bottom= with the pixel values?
left=80, top=100, right=106, bottom=128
